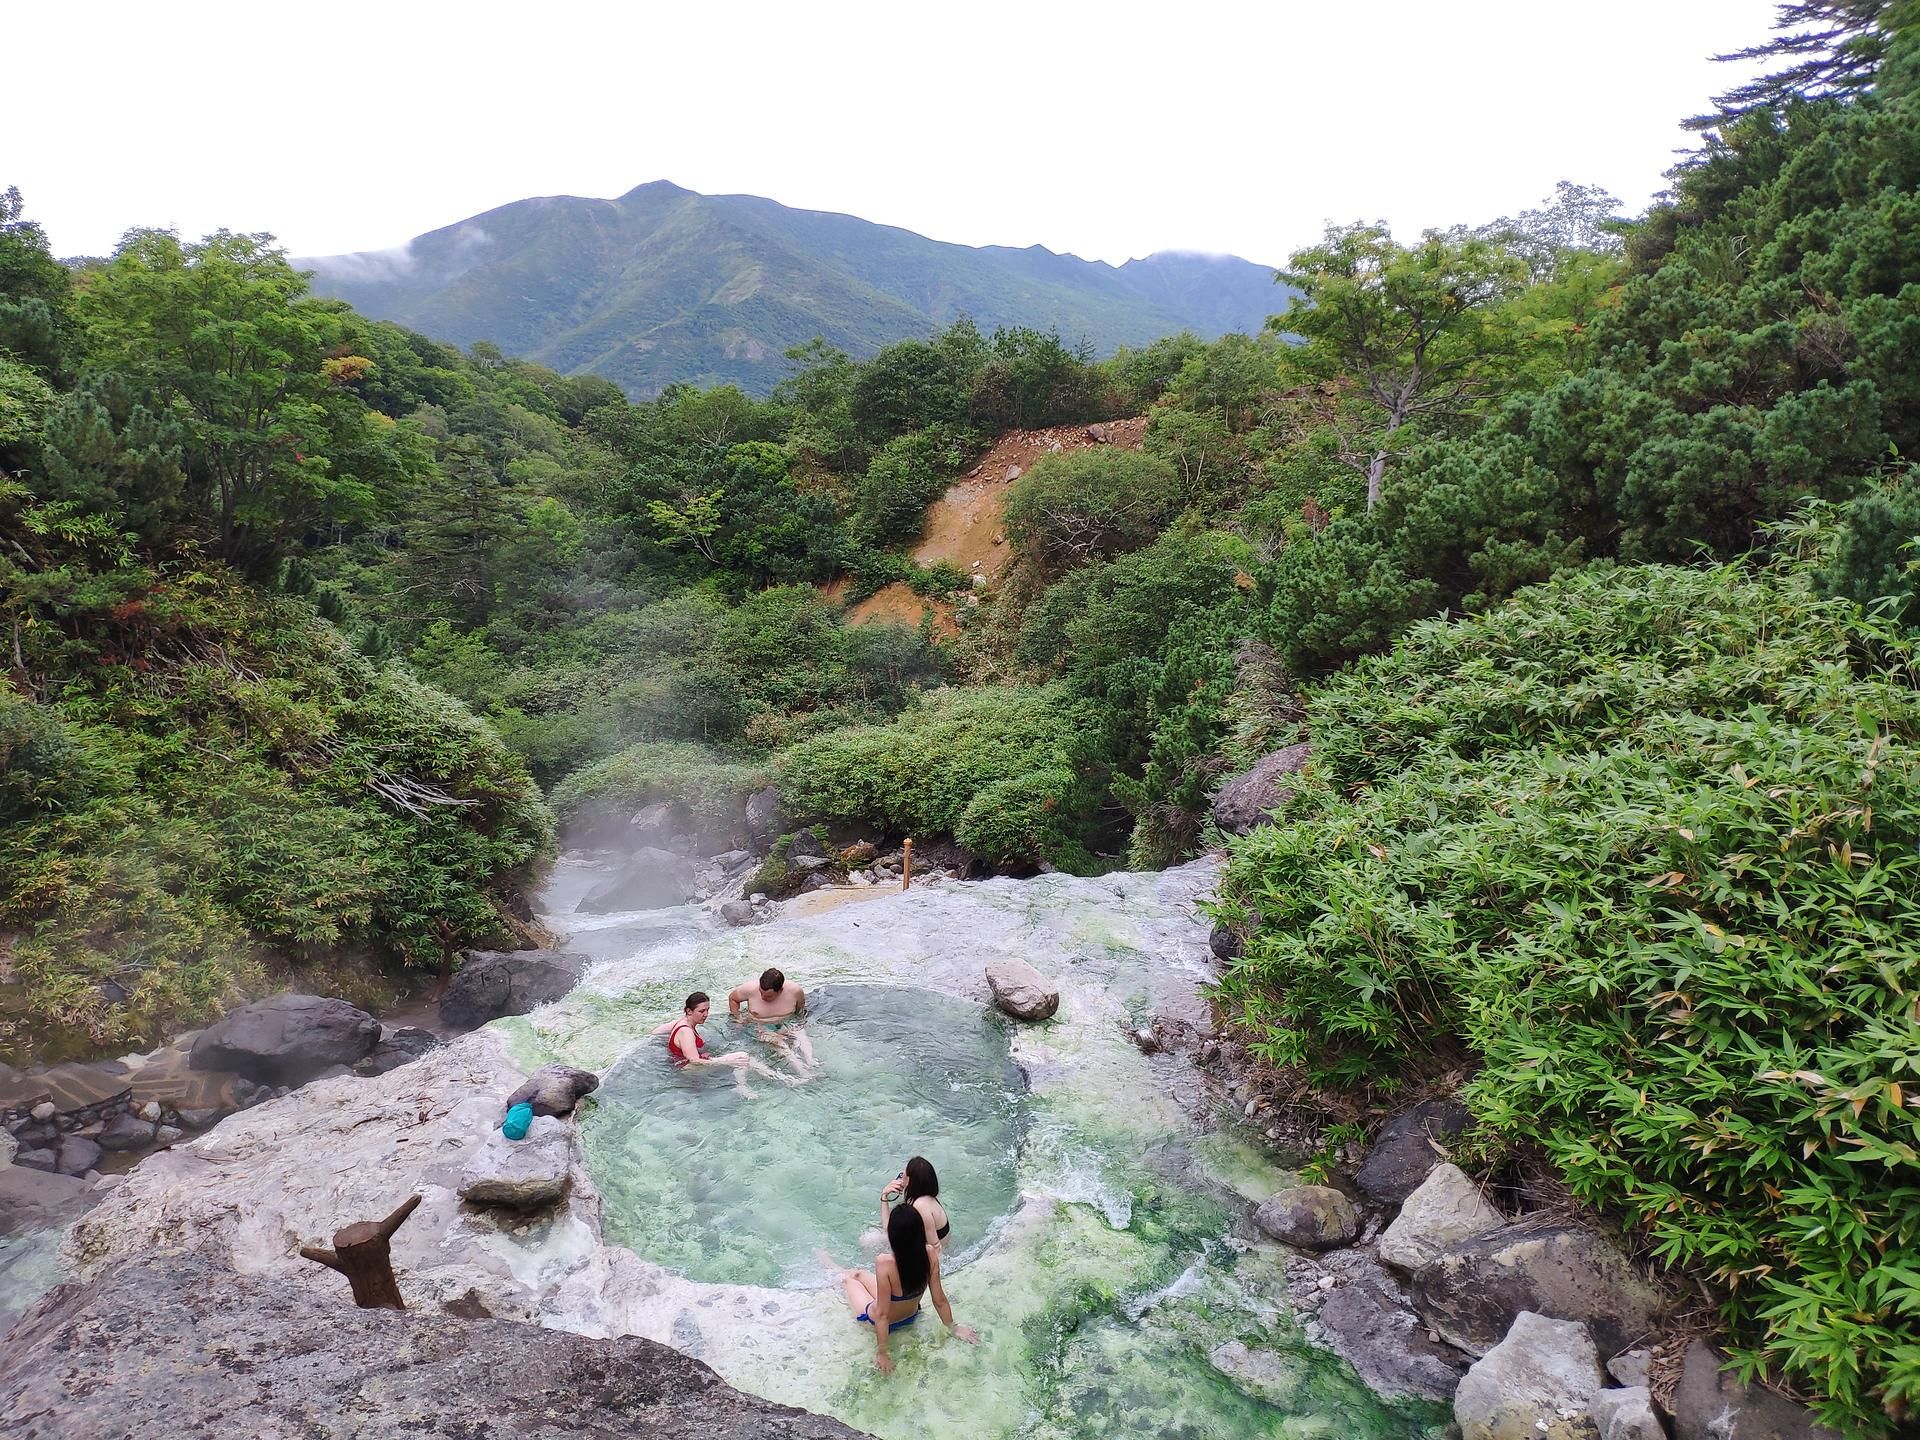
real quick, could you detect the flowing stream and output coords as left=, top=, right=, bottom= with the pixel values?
left=502, top=854, right=1446, bottom=1440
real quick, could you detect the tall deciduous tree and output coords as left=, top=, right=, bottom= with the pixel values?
left=1274, top=225, right=1527, bottom=509
left=76, top=229, right=403, bottom=570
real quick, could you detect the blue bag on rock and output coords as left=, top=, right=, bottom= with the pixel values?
left=502, top=1101, right=533, bottom=1141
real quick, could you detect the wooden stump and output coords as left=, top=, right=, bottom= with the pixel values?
left=299, top=1193, right=422, bottom=1309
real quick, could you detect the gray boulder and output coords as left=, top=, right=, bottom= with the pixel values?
left=12, top=1149, right=54, bottom=1173
left=1378, top=1162, right=1505, bottom=1273
left=1253, top=1185, right=1359, bottom=1250
left=54, top=1137, right=102, bottom=1177
left=187, top=994, right=379, bottom=1086
left=0, top=1166, right=93, bottom=1237
left=627, top=801, right=681, bottom=849
left=504, top=1064, right=600, bottom=1118
left=985, top=959, right=1060, bottom=1021
left=1591, top=1386, right=1667, bottom=1440
left=439, top=950, right=589, bottom=1031
left=0, top=1130, right=15, bottom=1167
left=353, top=1025, right=444, bottom=1076
left=1673, top=1340, right=1841, bottom=1440
left=718, top=898, right=756, bottom=926
left=458, top=1115, right=572, bottom=1209
left=0, top=1248, right=866, bottom=1439
left=1413, top=1218, right=1666, bottom=1358
left=745, top=786, right=784, bottom=849
left=1208, top=924, right=1243, bottom=962
left=1453, top=1311, right=1605, bottom=1440
left=1289, top=1244, right=1469, bottom=1402
left=1211, top=741, right=1310, bottom=835
left=96, top=1113, right=156, bottom=1152
left=1355, top=1097, right=1472, bottom=1203
left=574, top=847, right=698, bottom=914
left=785, top=828, right=826, bottom=861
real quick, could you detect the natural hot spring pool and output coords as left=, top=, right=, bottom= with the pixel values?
left=582, top=984, right=1026, bottom=1286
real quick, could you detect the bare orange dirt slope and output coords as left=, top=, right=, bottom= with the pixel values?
left=833, top=417, right=1148, bottom=633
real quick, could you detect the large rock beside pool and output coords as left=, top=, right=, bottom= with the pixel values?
left=1253, top=1184, right=1360, bottom=1250
left=440, top=950, right=589, bottom=1031
left=504, top=1064, right=600, bottom=1117
left=1452, top=1310, right=1604, bottom=1440
left=1412, top=1218, right=1666, bottom=1358
left=187, top=994, right=379, bottom=1086
left=458, top=1115, right=573, bottom=1209
left=0, top=1247, right=868, bottom=1440
left=985, top=960, right=1060, bottom=1021
left=576, top=847, right=699, bottom=914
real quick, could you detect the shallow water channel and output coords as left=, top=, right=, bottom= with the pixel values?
left=507, top=855, right=1446, bottom=1440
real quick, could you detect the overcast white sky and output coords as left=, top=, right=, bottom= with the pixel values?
left=11, top=0, right=1779, bottom=268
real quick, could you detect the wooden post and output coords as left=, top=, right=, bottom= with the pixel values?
left=902, top=838, right=913, bottom=891
left=300, top=1193, right=422, bottom=1309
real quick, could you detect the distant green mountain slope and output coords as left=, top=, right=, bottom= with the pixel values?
left=300, top=182, right=1288, bottom=396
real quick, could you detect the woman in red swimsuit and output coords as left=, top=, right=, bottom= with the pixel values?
left=657, top=992, right=779, bottom=1096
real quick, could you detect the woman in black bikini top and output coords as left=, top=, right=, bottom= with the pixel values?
left=881, top=1154, right=951, bottom=1249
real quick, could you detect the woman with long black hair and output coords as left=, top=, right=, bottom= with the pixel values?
left=881, top=1154, right=951, bottom=1253
left=825, top=1206, right=978, bottom=1374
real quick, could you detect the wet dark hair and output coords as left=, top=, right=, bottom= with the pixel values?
left=904, top=1155, right=939, bottom=1201
left=886, top=1204, right=930, bottom=1299
left=684, top=991, right=710, bottom=1013
left=759, top=968, right=785, bottom=993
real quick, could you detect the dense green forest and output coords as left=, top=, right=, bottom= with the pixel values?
left=3, top=0, right=1919, bottom=1428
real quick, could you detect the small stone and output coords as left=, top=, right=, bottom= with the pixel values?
left=176, top=1108, right=221, bottom=1130
left=30, top=1102, right=54, bottom=1122
left=15, top=1148, right=55, bottom=1171
left=139, top=1101, right=162, bottom=1122
left=1606, top=1349, right=1652, bottom=1389
left=1316, top=1275, right=1337, bottom=1291
left=1253, top=1185, right=1360, bottom=1250
left=1589, top=1385, right=1666, bottom=1440
left=1244, top=1099, right=1257, bottom=1116
left=154, top=1125, right=183, bottom=1145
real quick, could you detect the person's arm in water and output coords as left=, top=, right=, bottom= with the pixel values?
left=792, top=984, right=806, bottom=1014
left=727, top=984, right=752, bottom=1024
left=926, top=1247, right=979, bottom=1344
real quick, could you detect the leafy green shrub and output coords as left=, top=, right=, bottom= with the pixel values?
left=775, top=685, right=1099, bottom=869
left=0, top=567, right=548, bottom=1059
left=1001, top=448, right=1186, bottom=575
left=1820, top=469, right=1920, bottom=624
left=1217, top=548, right=1920, bottom=1433
left=851, top=428, right=973, bottom=546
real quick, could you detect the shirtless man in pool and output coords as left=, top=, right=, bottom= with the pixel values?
left=728, top=967, right=817, bottom=1076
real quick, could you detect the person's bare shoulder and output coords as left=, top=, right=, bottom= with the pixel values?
left=728, top=982, right=753, bottom=1001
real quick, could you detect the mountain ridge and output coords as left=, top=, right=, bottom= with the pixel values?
left=300, top=182, right=1290, bottom=396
